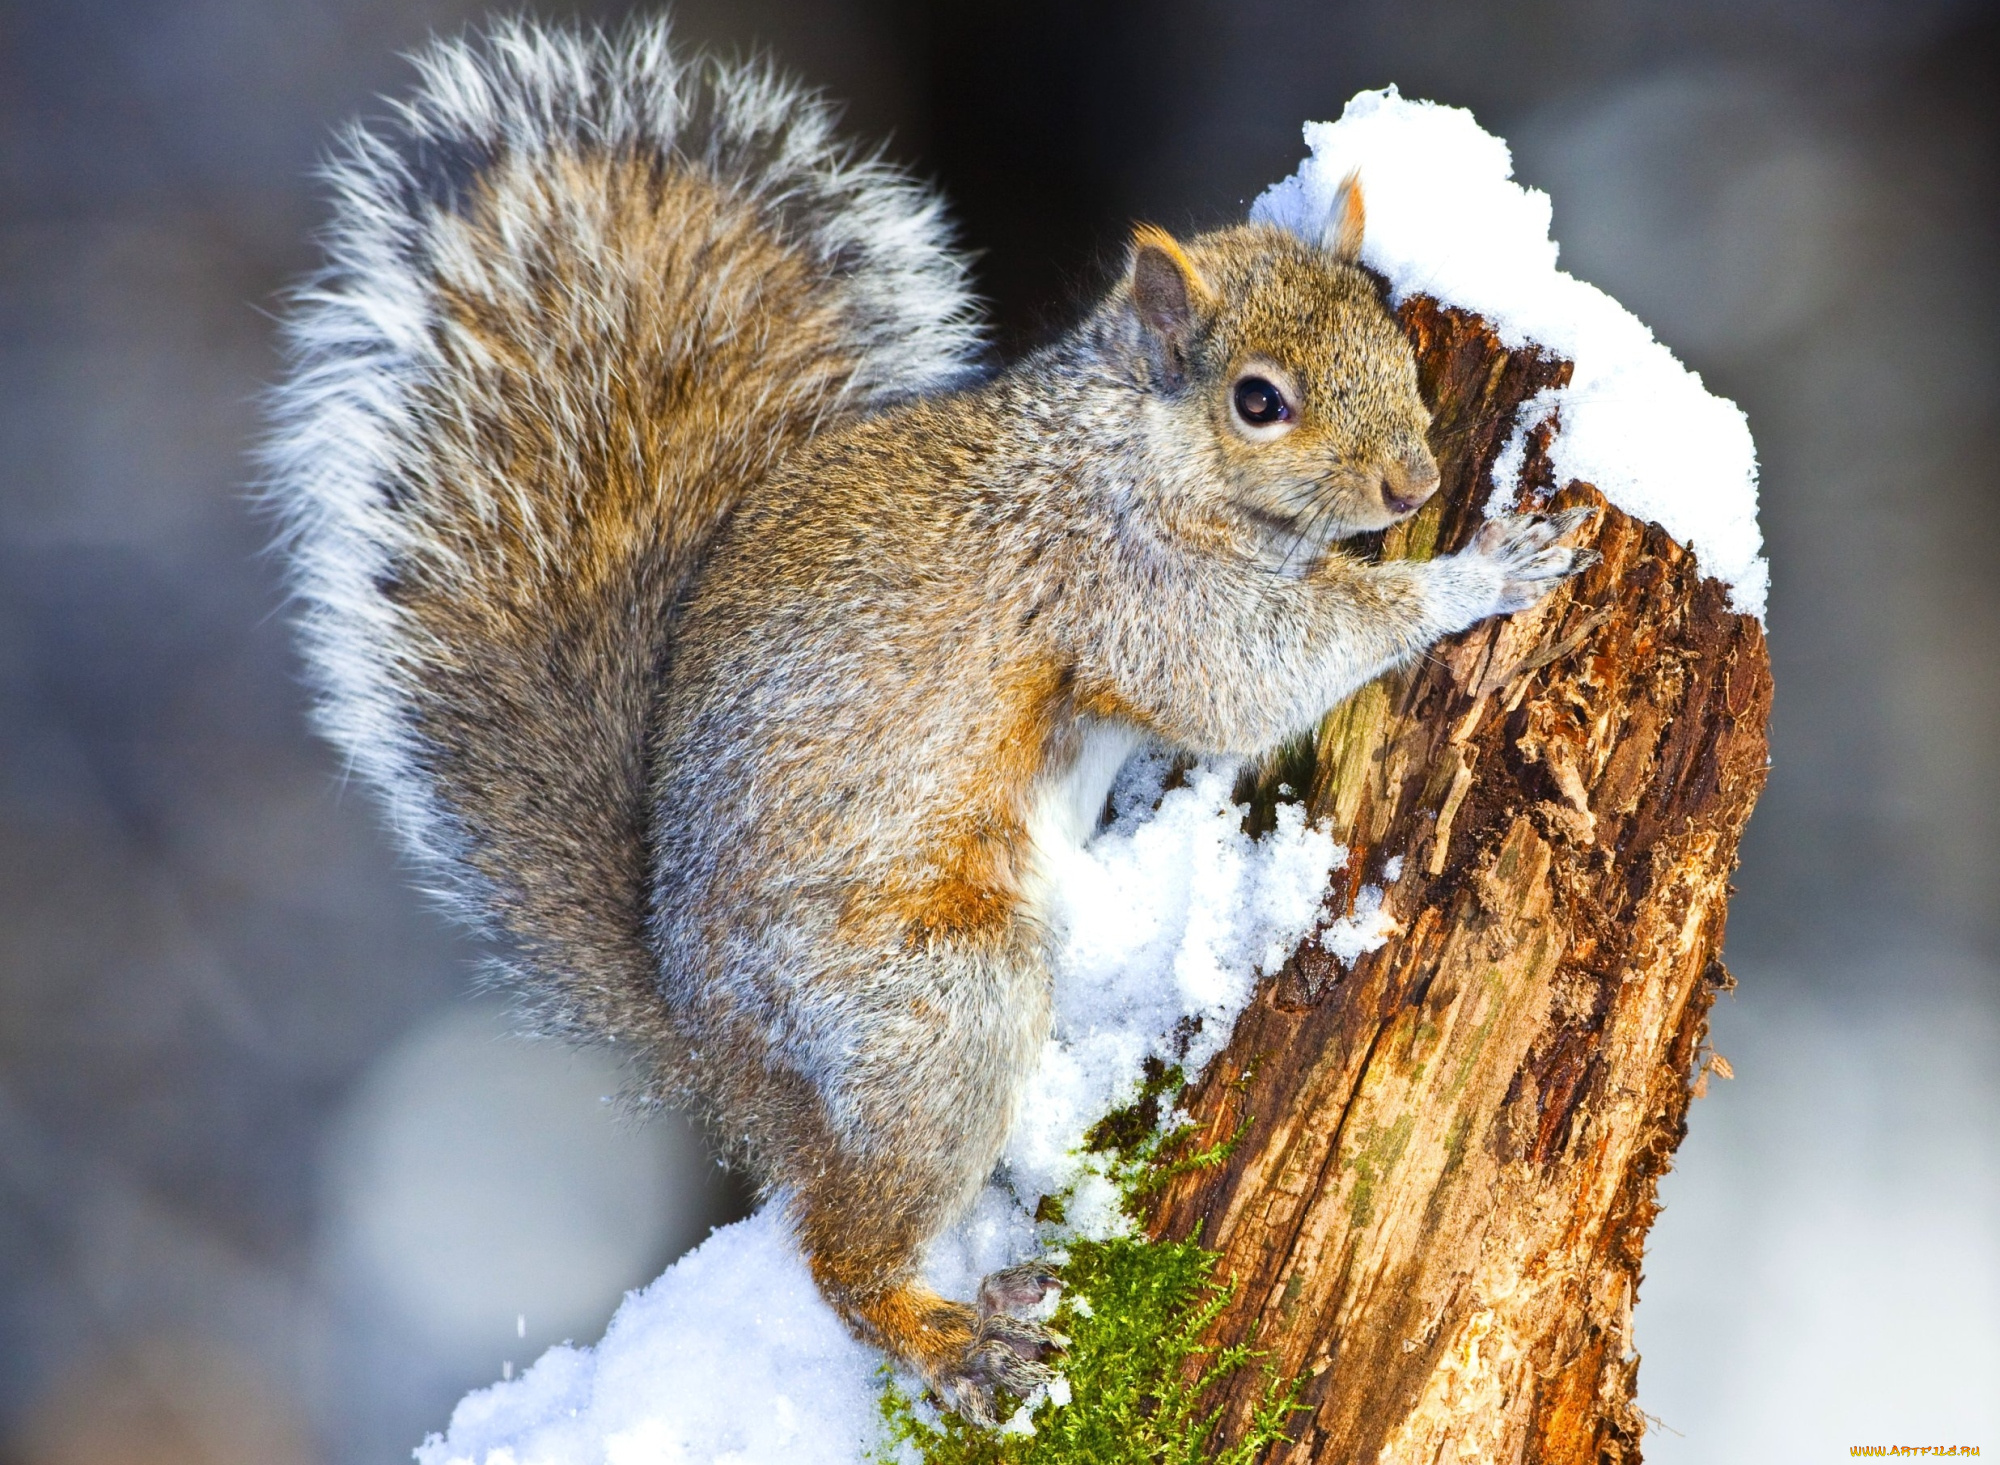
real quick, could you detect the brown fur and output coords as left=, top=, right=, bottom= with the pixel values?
left=274, top=21, right=1589, bottom=1426
left=402, top=155, right=870, bottom=1056
left=646, top=225, right=1587, bottom=1420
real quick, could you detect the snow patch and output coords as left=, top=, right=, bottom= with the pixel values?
left=1320, top=883, right=1399, bottom=966
left=1253, top=87, right=1767, bottom=618
left=1485, top=391, right=1561, bottom=521
left=416, top=1209, right=881, bottom=1465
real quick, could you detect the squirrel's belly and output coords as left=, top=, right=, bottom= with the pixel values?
left=1022, top=717, right=1143, bottom=919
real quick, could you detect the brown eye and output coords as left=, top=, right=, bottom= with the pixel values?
left=1233, top=376, right=1290, bottom=426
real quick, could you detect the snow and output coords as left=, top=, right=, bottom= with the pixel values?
left=1253, top=87, right=1768, bottom=619
left=417, top=757, right=1345, bottom=1465
left=1319, top=882, right=1399, bottom=966
left=416, top=1210, right=883, bottom=1465
left=925, top=753, right=1344, bottom=1297
left=418, top=90, right=1767, bottom=1465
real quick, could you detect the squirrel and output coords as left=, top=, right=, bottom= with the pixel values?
left=268, top=18, right=1593, bottom=1423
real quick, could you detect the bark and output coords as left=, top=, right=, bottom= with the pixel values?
left=1150, top=298, right=1772, bottom=1463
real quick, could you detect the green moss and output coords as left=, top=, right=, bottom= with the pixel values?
left=875, top=1237, right=1298, bottom=1465
left=876, top=1068, right=1299, bottom=1464
left=1081, top=1057, right=1186, bottom=1161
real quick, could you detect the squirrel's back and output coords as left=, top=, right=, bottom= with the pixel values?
left=265, top=19, right=980, bottom=1086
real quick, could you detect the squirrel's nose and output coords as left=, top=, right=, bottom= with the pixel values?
left=1381, top=450, right=1440, bottom=517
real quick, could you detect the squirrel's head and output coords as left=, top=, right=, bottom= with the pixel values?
left=1114, top=184, right=1439, bottom=570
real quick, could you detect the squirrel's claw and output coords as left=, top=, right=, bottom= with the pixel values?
left=1472, top=504, right=1596, bottom=556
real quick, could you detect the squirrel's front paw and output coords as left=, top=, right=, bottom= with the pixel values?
left=941, top=1264, right=1064, bottom=1426
left=1458, top=507, right=1599, bottom=617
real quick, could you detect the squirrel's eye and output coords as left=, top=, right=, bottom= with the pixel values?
left=1233, top=376, right=1290, bottom=426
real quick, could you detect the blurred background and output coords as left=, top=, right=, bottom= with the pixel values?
left=2, top=1, right=1995, bottom=1460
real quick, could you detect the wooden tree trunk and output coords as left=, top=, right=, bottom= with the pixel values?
left=1150, top=300, right=1772, bottom=1463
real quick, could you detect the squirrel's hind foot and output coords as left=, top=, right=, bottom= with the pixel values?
left=944, top=1324, right=1062, bottom=1426
left=937, top=1264, right=1066, bottom=1427
left=839, top=1268, right=1064, bottom=1428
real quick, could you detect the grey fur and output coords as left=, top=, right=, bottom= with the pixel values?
left=265, top=17, right=1588, bottom=1422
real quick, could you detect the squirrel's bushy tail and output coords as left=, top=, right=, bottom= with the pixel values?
left=266, top=19, right=978, bottom=1086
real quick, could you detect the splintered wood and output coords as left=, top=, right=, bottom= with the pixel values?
left=1152, top=299, right=1771, bottom=1463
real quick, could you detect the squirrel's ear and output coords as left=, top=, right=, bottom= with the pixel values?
left=1131, top=226, right=1210, bottom=337
left=1321, top=170, right=1366, bottom=262
left=1129, top=225, right=1211, bottom=385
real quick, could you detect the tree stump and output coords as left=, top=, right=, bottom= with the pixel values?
left=1149, top=299, right=1772, bottom=1463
